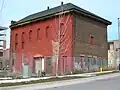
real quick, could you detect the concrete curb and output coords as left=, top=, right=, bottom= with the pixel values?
left=1, top=72, right=120, bottom=90
left=0, top=70, right=118, bottom=84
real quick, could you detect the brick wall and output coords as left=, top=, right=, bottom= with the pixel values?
left=74, top=14, right=108, bottom=60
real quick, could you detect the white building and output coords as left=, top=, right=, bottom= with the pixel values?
left=0, top=26, right=7, bottom=69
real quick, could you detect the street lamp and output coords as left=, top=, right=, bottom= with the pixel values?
left=117, top=18, right=120, bottom=70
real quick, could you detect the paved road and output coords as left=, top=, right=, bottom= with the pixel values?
left=42, top=75, right=120, bottom=90
left=1, top=73, right=120, bottom=90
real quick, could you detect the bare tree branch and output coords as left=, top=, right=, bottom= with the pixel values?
left=60, top=39, right=73, bottom=54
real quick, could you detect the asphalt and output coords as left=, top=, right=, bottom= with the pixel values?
left=1, top=73, right=120, bottom=90
left=42, top=75, right=120, bottom=90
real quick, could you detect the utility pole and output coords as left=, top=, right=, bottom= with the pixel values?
left=117, top=18, right=120, bottom=70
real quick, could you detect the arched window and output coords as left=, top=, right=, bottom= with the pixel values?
left=29, top=30, right=32, bottom=40
left=21, top=32, right=25, bottom=49
left=37, top=28, right=40, bottom=40
left=15, top=34, right=18, bottom=43
left=89, top=35, right=94, bottom=45
left=15, top=34, right=18, bottom=50
left=22, top=42, right=24, bottom=49
left=46, top=26, right=49, bottom=38
left=60, top=23, right=64, bottom=37
left=21, top=32, right=25, bottom=42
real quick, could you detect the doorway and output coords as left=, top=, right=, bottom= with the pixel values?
left=34, top=57, right=44, bottom=76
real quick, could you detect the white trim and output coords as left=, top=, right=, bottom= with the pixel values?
left=93, top=56, right=97, bottom=58
left=88, top=55, right=92, bottom=57
left=42, top=58, right=44, bottom=72
left=80, top=54, right=85, bottom=56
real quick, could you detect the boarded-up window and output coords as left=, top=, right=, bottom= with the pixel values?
left=46, top=57, right=52, bottom=65
left=46, top=27, right=49, bottom=38
left=90, top=35, right=94, bottom=45
left=21, top=32, right=25, bottom=49
left=15, top=43, right=18, bottom=50
left=15, top=34, right=18, bottom=50
left=29, top=30, right=32, bottom=40
left=12, top=59, right=14, bottom=66
left=21, top=32, right=25, bottom=42
left=15, top=34, right=18, bottom=43
left=0, top=62, right=2, bottom=69
left=37, top=28, right=40, bottom=40
left=0, top=52, right=3, bottom=56
left=22, top=42, right=24, bottom=49
left=46, top=57, right=52, bottom=74
left=60, top=23, right=64, bottom=38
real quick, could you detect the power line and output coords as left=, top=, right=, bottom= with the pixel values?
left=0, top=0, right=7, bottom=25
left=0, top=0, right=5, bottom=16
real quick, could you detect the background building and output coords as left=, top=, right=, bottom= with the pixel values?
left=108, top=40, right=120, bottom=70
left=0, top=26, right=8, bottom=70
left=10, top=3, right=111, bottom=77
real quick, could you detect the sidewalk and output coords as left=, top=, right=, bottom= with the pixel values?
left=0, top=70, right=117, bottom=84
left=1, top=71, right=120, bottom=90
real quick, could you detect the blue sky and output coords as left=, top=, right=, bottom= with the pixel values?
left=0, top=0, right=119, bottom=48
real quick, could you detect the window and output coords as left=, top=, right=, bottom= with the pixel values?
left=15, top=43, right=18, bottom=50
left=12, top=59, right=14, bottom=66
left=46, top=27, right=49, bottom=38
left=90, top=35, right=94, bottom=45
left=60, top=23, right=64, bottom=38
left=0, top=52, right=3, bottom=56
left=21, top=32, right=25, bottom=42
left=91, top=58, right=96, bottom=65
left=15, top=34, right=18, bottom=43
left=37, top=28, right=40, bottom=40
left=21, top=32, right=25, bottom=49
left=29, top=30, right=32, bottom=40
left=0, top=62, right=2, bottom=69
left=15, top=34, right=18, bottom=50
left=22, top=42, right=24, bottom=49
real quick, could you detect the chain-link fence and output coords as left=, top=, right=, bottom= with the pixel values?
left=45, top=56, right=109, bottom=75
left=10, top=53, right=111, bottom=77
left=73, top=56, right=108, bottom=74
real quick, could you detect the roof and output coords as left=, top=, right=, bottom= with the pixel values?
left=108, top=41, right=114, bottom=45
left=10, top=3, right=112, bottom=29
left=108, top=40, right=120, bottom=45
left=0, top=26, right=8, bottom=31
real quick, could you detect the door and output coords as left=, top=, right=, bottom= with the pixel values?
left=35, top=59, right=42, bottom=75
left=46, top=57, right=52, bottom=74
left=23, top=64, right=29, bottom=78
left=63, top=56, right=67, bottom=73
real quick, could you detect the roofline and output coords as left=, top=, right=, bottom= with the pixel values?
left=108, top=40, right=114, bottom=42
left=10, top=10, right=73, bottom=29
left=108, top=40, right=120, bottom=42
left=73, top=9, right=111, bottom=25
left=10, top=3, right=112, bottom=29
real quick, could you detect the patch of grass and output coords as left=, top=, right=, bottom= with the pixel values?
left=0, top=76, right=85, bottom=87
left=95, top=71, right=119, bottom=76
left=0, top=71, right=119, bottom=87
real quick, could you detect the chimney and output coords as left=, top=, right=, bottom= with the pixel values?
left=61, top=2, right=63, bottom=5
left=47, top=6, right=49, bottom=10
left=11, top=21, right=16, bottom=25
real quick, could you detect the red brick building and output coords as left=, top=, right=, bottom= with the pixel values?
left=10, top=3, right=111, bottom=77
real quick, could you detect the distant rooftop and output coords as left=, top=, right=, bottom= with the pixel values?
left=0, top=26, right=8, bottom=31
